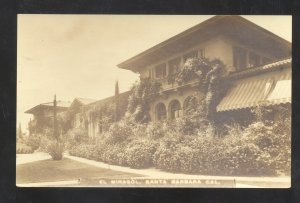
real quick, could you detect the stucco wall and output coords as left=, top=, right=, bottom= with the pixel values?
left=140, top=36, right=234, bottom=79
left=149, top=86, right=205, bottom=121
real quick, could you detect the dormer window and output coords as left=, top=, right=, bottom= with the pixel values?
left=155, top=63, right=166, bottom=78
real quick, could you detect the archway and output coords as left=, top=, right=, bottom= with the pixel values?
left=168, top=100, right=182, bottom=119
left=155, top=103, right=167, bottom=121
left=183, top=96, right=198, bottom=115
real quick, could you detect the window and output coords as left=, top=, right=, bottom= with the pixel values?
left=183, top=50, right=198, bottom=62
left=233, top=46, right=247, bottom=70
left=168, top=58, right=181, bottom=75
left=155, top=63, right=166, bottom=78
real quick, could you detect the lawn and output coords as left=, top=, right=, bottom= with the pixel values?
left=16, top=158, right=143, bottom=185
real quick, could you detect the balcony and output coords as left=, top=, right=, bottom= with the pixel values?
left=154, top=74, right=200, bottom=94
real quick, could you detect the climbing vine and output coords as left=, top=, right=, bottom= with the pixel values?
left=176, top=57, right=227, bottom=120
left=126, top=77, right=161, bottom=123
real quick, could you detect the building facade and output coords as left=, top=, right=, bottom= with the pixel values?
left=117, top=16, right=291, bottom=122
left=25, top=100, right=71, bottom=136
left=25, top=16, right=291, bottom=139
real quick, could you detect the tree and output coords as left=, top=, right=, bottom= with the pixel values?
left=115, top=80, right=120, bottom=122
left=17, top=122, right=23, bottom=142
left=126, top=78, right=161, bottom=123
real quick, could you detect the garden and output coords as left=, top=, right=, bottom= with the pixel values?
left=23, top=57, right=291, bottom=177
left=67, top=57, right=290, bottom=176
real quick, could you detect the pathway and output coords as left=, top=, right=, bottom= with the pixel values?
left=16, top=152, right=290, bottom=188
left=65, top=154, right=290, bottom=188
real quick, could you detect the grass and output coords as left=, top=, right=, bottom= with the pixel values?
left=16, top=158, right=143, bottom=184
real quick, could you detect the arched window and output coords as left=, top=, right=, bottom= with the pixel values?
left=155, top=103, right=167, bottom=121
left=183, top=96, right=198, bottom=114
left=169, top=100, right=182, bottom=119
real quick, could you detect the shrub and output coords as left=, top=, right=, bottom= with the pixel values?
left=69, top=144, right=97, bottom=160
left=26, top=134, right=41, bottom=151
left=153, top=131, right=187, bottom=172
left=47, top=141, right=64, bottom=160
left=66, top=105, right=290, bottom=177
left=125, top=139, right=158, bottom=168
left=39, top=137, right=64, bottom=160
left=101, top=143, right=127, bottom=165
left=64, top=127, right=89, bottom=149
left=145, top=122, right=166, bottom=140
left=105, top=120, right=133, bottom=144
left=16, top=142, right=34, bottom=154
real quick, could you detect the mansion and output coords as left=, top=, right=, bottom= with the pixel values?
left=25, top=16, right=291, bottom=138
left=118, top=16, right=291, bottom=122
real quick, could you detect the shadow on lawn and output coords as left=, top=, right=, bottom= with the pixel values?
left=16, top=158, right=143, bottom=184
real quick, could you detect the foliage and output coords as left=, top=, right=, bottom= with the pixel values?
left=67, top=102, right=290, bottom=177
left=17, top=142, right=34, bottom=154
left=105, top=119, right=133, bottom=144
left=69, top=144, right=97, bottom=160
left=125, top=139, right=158, bottom=168
left=26, top=134, right=42, bottom=151
left=40, top=137, right=64, bottom=160
left=63, top=127, right=89, bottom=149
left=175, top=57, right=211, bottom=85
left=175, top=57, right=227, bottom=124
left=47, top=141, right=64, bottom=160
left=126, top=78, right=161, bottom=123
left=176, top=98, right=210, bottom=135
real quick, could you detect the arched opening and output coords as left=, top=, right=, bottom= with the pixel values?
left=168, top=100, right=182, bottom=119
left=155, top=103, right=167, bottom=121
left=183, top=96, right=198, bottom=115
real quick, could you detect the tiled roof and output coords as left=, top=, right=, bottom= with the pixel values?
left=118, top=16, right=291, bottom=71
left=84, top=91, right=131, bottom=115
left=25, top=100, right=71, bottom=114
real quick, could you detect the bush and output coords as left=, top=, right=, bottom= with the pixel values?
left=39, top=137, right=64, bottom=160
left=47, top=141, right=64, bottom=160
left=101, top=143, right=127, bottom=165
left=16, top=142, right=34, bottom=154
left=26, top=134, right=41, bottom=151
left=66, top=106, right=290, bottom=177
left=64, top=128, right=89, bottom=149
left=69, top=144, right=97, bottom=160
left=153, top=131, right=186, bottom=172
left=125, top=139, right=158, bottom=168
left=105, top=120, right=133, bottom=144
left=145, top=122, right=166, bottom=140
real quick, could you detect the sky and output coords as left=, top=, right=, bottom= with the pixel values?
left=17, top=15, right=292, bottom=133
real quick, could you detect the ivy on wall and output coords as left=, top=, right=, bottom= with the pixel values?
left=126, top=77, right=161, bottom=123
left=176, top=57, right=227, bottom=119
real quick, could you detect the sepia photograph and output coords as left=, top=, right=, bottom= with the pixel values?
left=16, top=15, right=291, bottom=188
